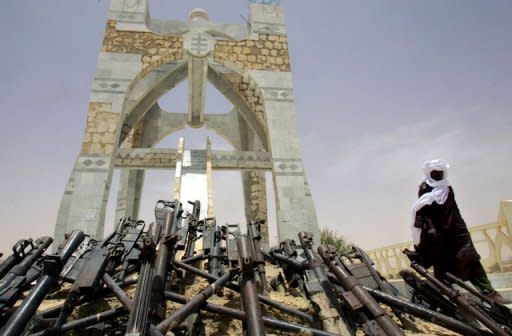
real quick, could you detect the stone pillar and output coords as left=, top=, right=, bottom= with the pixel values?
left=238, top=111, right=269, bottom=244
left=54, top=1, right=148, bottom=247
left=206, top=138, right=214, bottom=218
left=212, top=3, right=321, bottom=244
left=175, top=139, right=210, bottom=219
left=115, top=169, right=145, bottom=221
left=241, top=171, right=269, bottom=245
left=248, top=70, right=320, bottom=245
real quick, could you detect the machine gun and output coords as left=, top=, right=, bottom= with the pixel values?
left=126, top=200, right=182, bottom=336
left=201, top=218, right=227, bottom=279
left=0, top=239, right=38, bottom=279
left=444, top=271, right=512, bottom=330
left=1, top=230, right=84, bottom=336
left=237, top=234, right=265, bottom=336
left=268, top=239, right=310, bottom=293
left=295, top=232, right=354, bottom=336
left=115, top=217, right=146, bottom=282
left=266, top=233, right=354, bottom=335
left=226, top=223, right=241, bottom=270
left=0, top=236, right=53, bottom=313
left=183, top=200, right=201, bottom=260
left=49, top=218, right=144, bottom=333
left=320, top=245, right=489, bottom=335
left=345, top=245, right=418, bottom=331
left=408, top=261, right=512, bottom=336
left=399, top=268, right=463, bottom=318
left=247, top=220, right=269, bottom=294
left=318, top=244, right=405, bottom=336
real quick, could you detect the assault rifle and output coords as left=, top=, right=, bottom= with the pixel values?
left=347, top=245, right=418, bottom=331
left=0, top=239, right=38, bottom=279
left=183, top=200, right=201, bottom=259
left=297, top=232, right=354, bottom=335
left=247, top=220, right=269, bottom=294
left=201, top=218, right=227, bottom=279
left=237, top=234, right=265, bottom=336
left=268, top=239, right=307, bottom=293
left=445, top=271, right=512, bottom=330
left=126, top=200, right=182, bottom=336
left=49, top=218, right=144, bottom=333
left=318, top=244, right=405, bottom=336
left=0, top=236, right=53, bottom=313
left=399, top=268, right=463, bottom=318
left=408, top=262, right=512, bottom=336
left=1, top=230, right=85, bottom=336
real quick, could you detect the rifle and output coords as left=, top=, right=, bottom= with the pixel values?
left=295, top=232, right=354, bottom=335
left=1, top=230, right=84, bottom=336
left=318, top=244, right=405, bottom=336
left=201, top=218, right=227, bottom=279
left=173, top=259, right=314, bottom=324
left=362, top=285, right=492, bottom=336
left=445, top=271, right=512, bottom=330
left=50, top=218, right=144, bottom=332
left=410, top=262, right=511, bottom=336
left=0, top=239, right=36, bottom=279
left=0, top=236, right=53, bottom=312
left=399, top=268, right=462, bottom=318
left=116, top=217, right=146, bottom=282
left=151, top=269, right=236, bottom=336
left=126, top=200, right=182, bottom=335
left=238, top=234, right=266, bottom=336
left=126, top=231, right=157, bottom=336
left=163, top=291, right=337, bottom=336
left=226, top=223, right=241, bottom=269
left=268, top=239, right=307, bottom=293
left=247, top=220, right=269, bottom=294
left=183, top=200, right=201, bottom=259
left=348, top=245, right=418, bottom=331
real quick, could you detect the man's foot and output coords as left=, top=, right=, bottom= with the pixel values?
left=486, top=290, right=512, bottom=305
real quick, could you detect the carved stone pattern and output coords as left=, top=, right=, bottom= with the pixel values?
left=115, top=149, right=179, bottom=167
left=102, top=20, right=184, bottom=76
left=209, top=151, right=272, bottom=170
left=248, top=172, right=268, bottom=242
left=81, top=102, right=120, bottom=154
left=214, top=34, right=290, bottom=72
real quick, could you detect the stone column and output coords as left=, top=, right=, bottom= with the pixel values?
left=115, top=169, right=145, bottom=221
left=238, top=112, right=269, bottom=244
left=241, top=171, right=269, bottom=245
left=54, top=1, right=148, bottom=247
left=249, top=70, right=320, bottom=245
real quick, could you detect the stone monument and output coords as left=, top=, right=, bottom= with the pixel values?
left=54, top=0, right=320, bottom=247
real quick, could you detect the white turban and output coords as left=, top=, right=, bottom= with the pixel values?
left=423, top=159, right=450, bottom=188
left=411, top=159, right=451, bottom=245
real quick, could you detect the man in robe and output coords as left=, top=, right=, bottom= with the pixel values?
left=409, top=159, right=510, bottom=304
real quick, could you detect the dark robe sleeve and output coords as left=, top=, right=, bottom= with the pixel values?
left=414, top=182, right=435, bottom=231
left=412, top=183, right=438, bottom=268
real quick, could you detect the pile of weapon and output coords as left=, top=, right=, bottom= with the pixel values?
left=0, top=199, right=510, bottom=336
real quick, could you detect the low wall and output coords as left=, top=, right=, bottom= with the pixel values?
left=367, top=200, right=512, bottom=279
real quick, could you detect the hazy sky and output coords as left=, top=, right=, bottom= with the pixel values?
left=0, top=1, right=511, bottom=255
